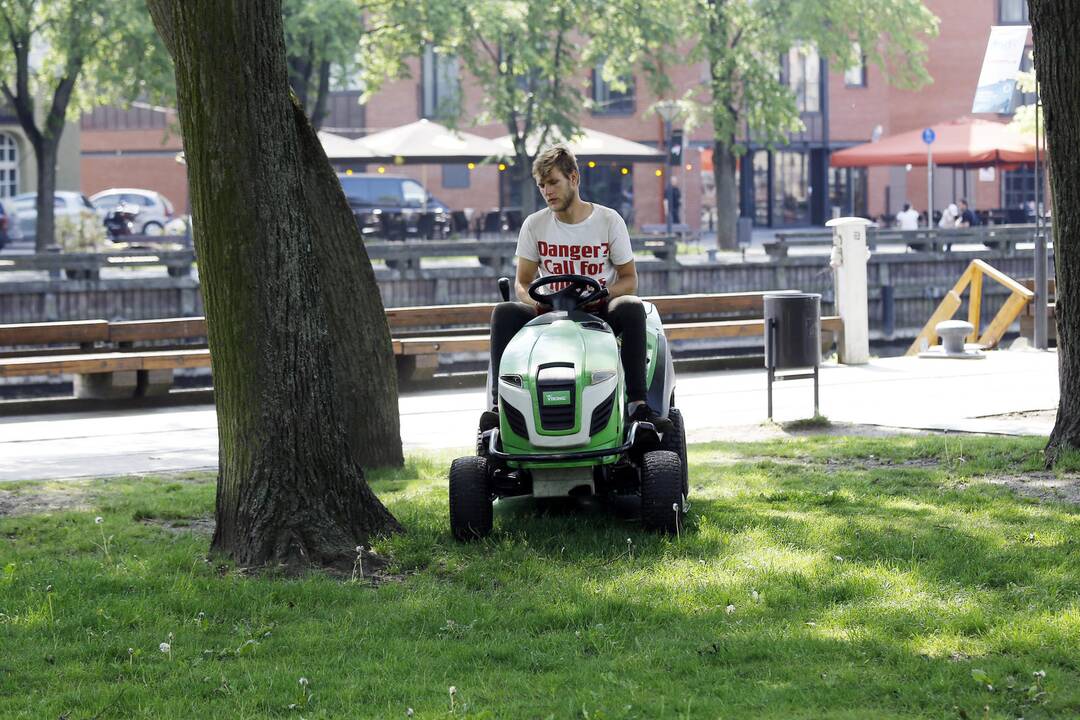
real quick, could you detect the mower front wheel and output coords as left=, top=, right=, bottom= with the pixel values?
left=449, top=456, right=493, bottom=541
left=659, top=407, right=688, bottom=497
left=640, top=450, right=684, bottom=533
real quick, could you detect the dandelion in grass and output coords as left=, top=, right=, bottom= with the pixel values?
left=725, top=604, right=735, bottom=615
left=406, top=709, right=414, bottom=717
left=127, top=647, right=134, bottom=667
left=159, top=642, right=172, bottom=660
left=449, top=686, right=457, bottom=712
left=351, top=546, right=365, bottom=582
left=672, top=502, right=681, bottom=539
left=93, top=516, right=113, bottom=564
left=626, top=537, right=633, bottom=561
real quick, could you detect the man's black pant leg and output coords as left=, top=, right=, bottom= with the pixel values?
left=604, top=296, right=647, bottom=402
left=489, top=301, right=535, bottom=408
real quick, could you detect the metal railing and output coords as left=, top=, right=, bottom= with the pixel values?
left=767, top=224, right=1051, bottom=257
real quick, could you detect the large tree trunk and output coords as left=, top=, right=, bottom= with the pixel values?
left=1031, top=0, right=1080, bottom=465
left=33, top=140, right=58, bottom=253
left=147, top=0, right=403, bottom=571
left=712, top=139, right=739, bottom=250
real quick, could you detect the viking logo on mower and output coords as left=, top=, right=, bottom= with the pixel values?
left=542, top=390, right=572, bottom=406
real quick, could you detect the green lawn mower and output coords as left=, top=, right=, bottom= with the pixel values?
left=449, top=274, right=688, bottom=541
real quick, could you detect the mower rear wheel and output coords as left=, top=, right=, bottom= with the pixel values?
left=659, top=407, right=688, bottom=496
left=640, top=450, right=684, bottom=533
left=449, top=456, right=493, bottom=541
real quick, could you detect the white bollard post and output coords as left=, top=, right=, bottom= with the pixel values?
left=826, top=217, right=873, bottom=365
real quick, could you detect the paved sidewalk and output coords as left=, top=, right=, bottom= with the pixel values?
left=0, top=349, right=1058, bottom=483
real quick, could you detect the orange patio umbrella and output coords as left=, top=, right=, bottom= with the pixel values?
left=830, top=117, right=1041, bottom=168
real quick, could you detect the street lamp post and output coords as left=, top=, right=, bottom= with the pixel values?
left=656, top=100, right=680, bottom=236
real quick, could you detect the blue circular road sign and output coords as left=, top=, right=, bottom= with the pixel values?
left=922, top=128, right=936, bottom=145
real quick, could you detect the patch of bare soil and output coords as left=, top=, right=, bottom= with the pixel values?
left=140, top=517, right=216, bottom=536
left=708, top=453, right=940, bottom=472
left=984, top=471, right=1080, bottom=506
left=689, top=421, right=933, bottom=445
left=0, top=483, right=92, bottom=517
left=977, top=409, right=1056, bottom=422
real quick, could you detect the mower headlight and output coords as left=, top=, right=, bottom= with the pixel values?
left=499, top=374, right=523, bottom=387
left=590, top=369, right=616, bottom=385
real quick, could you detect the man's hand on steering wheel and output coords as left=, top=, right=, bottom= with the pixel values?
left=528, top=274, right=608, bottom=312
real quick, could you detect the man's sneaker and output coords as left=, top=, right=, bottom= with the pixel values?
left=628, top=404, right=673, bottom=433
left=478, top=410, right=500, bottom=433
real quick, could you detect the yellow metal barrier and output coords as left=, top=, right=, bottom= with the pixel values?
left=905, top=259, right=1034, bottom=355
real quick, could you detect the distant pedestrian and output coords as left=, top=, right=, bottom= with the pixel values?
left=896, top=203, right=920, bottom=230
left=938, top=203, right=960, bottom=229
left=957, top=199, right=979, bottom=227
left=669, top=176, right=682, bottom=226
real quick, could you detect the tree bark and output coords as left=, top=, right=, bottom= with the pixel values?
left=1031, top=0, right=1080, bottom=465
left=712, top=139, right=739, bottom=249
left=147, top=0, right=403, bottom=570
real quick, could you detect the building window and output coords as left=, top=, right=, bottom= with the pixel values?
left=998, top=0, right=1029, bottom=24
left=421, top=45, right=460, bottom=120
left=580, top=161, right=634, bottom=223
left=752, top=151, right=770, bottom=226
left=773, top=151, right=810, bottom=226
left=844, top=44, right=867, bottom=87
left=1003, top=166, right=1044, bottom=220
left=0, top=133, right=18, bottom=197
left=828, top=166, right=868, bottom=218
left=782, top=45, right=820, bottom=113
left=442, top=164, right=470, bottom=189
left=590, top=64, right=635, bottom=115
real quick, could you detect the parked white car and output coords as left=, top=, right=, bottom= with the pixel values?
left=90, top=188, right=176, bottom=235
left=12, top=192, right=102, bottom=247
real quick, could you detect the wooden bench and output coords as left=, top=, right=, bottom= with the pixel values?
left=0, top=317, right=210, bottom=398
left=389, top=291, right=841, bottom=380
left=0, top=291, right=843, bottom=398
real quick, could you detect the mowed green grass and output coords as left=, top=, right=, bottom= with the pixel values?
left=2, top=435, right=1079, bottom=719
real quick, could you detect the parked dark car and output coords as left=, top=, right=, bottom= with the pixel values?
left=0, top=202, right=9, bottom=250
left=337, top=173, right=450, bottom=240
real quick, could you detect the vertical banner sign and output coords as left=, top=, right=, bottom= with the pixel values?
left=972, top=25, right=1030, bottom=114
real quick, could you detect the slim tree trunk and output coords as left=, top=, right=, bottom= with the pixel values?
left=33, top=140, right=58, bottom=253
left=147, top=0, right=403, bottom=571
left=516, top=149, right=537, bottom=216
left=310, top=60, right=331, bottom=129
left=713, top=139, right=739, bottom=249
left=1031, top=0, right=1080, bottom=465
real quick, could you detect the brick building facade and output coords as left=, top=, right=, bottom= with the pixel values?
left=80, top=0, right=1035, bottom=231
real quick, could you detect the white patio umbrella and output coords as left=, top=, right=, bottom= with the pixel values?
left=357, top=119, right=505, bottom=163
left=317, top=130, right=378, bottom=161
left=493, top=127, right=663, bottom=162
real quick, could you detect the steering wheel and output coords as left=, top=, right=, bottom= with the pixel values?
left=528, top=274, right=608, bottom=311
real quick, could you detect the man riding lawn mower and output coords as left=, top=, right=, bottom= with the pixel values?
left=448, top=145, right=689, bottom=541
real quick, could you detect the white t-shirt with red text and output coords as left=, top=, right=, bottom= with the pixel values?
left=515, top=204, right=633, bottom=288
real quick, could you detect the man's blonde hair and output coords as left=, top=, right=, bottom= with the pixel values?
left=532, top=144, right=578, bottom=182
